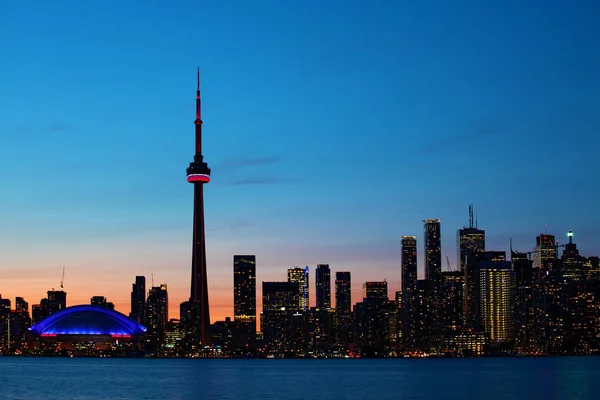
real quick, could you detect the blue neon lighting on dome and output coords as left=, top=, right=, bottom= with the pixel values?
left=29, top=305, right=147, bottom=336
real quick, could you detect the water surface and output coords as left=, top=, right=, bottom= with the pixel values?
left=2, top=357, right=599, bottom=399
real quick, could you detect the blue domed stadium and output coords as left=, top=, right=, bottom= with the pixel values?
left=30, top=305, right=146, bottom=338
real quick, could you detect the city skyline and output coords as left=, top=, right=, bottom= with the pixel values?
left=1, top=1, right=599, bottom=321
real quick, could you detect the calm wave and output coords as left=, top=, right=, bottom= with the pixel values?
left=2, top=357, right=600, bottom=399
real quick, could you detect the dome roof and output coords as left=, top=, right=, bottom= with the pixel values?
left=29, top=305, right=147, bottom=336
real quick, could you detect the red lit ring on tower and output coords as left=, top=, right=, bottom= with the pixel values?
left=187, top=174, right=211, bottom=183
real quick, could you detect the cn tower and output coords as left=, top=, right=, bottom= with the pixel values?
left=185, top=68, right=211, bottom=346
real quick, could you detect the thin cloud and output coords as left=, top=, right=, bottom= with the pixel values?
left=216, top=156, right=283, bottom=173
left=420, top=119, right=504, bottom=152
left=230, top=218, right=255, bottom=230
left=225, top=177, right=299, bottom=186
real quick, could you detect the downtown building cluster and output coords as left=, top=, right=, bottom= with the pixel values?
left=1, top=74, right=599, bottom=358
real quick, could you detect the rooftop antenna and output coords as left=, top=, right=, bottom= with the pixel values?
left=468, top=204, right=474, bottom=229
left=152, top=273, right=154, bottom=287
left=60, top=266, right=65, bottom=290
left=475, top=208, right=478, bottom=229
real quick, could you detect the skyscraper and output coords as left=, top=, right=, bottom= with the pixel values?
left=315, top=264, right=331, bottom=309
left=401, top=235, right=418, bottom=348
left=184, top=69, right=212, bottom=346
left=288, top=267, right=309, bottom=311
left=335, top=271, right=352, bottom=343
left=130, top=276, right=146, bottom=325
left=146, top=284, right=169, bottom=350
left=534, top=234, right=556, bottom=270
left=364, top=281, right=388, bottom=301
left=424, top=219, right=442, bottom=288
left=233, top=255, right=257, bottom=336
left=457, top=205, right=485, bottom=271
left=478, top=261, right=515, bottom=342
left=261, top=281, right=301, bottom=352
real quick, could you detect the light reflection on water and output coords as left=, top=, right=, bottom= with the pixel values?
left=1, top=357, right=600, bottom=400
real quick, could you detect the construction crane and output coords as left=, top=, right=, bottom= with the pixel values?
left=60, top=266, right=65, bottom=291
left=445, top=255, right=455, bottom=271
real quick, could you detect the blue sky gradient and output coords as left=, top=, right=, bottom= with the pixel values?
left=0, top=0, right=598, bottom=319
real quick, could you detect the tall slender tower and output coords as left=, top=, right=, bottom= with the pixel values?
left=186, top=68, right=212, bottom=346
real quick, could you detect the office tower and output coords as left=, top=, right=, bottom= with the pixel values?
left=354, top=281, right=394, bottom=355
left=457, top=205, right=485, bottom=271
left=335, top=272, right=352, bottom=344
left=146, top=284, right=169, bottom=350
left=15, top=297, right=28, bottom=313
left=261, top=281, right=301, bottom=353
left=441, top=271, right=464, bottom=328
left=288, top=267, right=309, bottom=311
left=561, top=231, right=585, bottom=281
left=401, top=235, right=418, bottom=348
left=315, top=264, right=331, bottom=309
left=512, top=251, right=534, bottom=354
left=589, top=256, right=600, bottom=280
left=415, top=279, right=435, bottom=351
left=47, top=290, right=66, bottom=315
left=364, top=281, right=388, bottom=301
left=478, top=261, right=515, bottom=342
left=395, top=291, right=403, bottom=344
left=130, top=276, right=146, bottom=325
left=534, top=233, right=556, bottom=270
left=31, top=302, right=48, bottom=324
left=424, top=219, right=442, bottom=289
left=464, top=251, right=506, bottom=328
left=185, top=68, right=212, bottom=346
left=233, top=255, right=257, bottom=341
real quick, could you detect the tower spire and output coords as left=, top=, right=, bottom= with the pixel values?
left=196, top=67, right=201, bottom=121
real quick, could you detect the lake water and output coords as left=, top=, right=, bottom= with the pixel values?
left=1, top=357, right=600, bottom=399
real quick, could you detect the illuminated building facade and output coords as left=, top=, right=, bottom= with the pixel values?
left=534, top=234, right=556, bottom=270
left=441, top=271, right=464, bottom=329
left=457, top=206, right=485, bottom=271
left=315, top=264, right=331, bottom=309
left=401, top=235, right=418, bottom=348
left=354, top=282, right=394, bottom=356
left=130, top=276, right=146, bottom=325
left=464, top=251, right=504, bottom=329
left=415, top=279, right=435, bottom=351
left=233, top=255, right=257, bottom=341
left=288, top=267, right=309, bottom=312
left=364, top=281, right=388, bottom=300
left=146, top=284, right=168, bottom=351
left=261, top=281, right=300, bottom=353
left=478, top=261, right=515, bottom=342
left=441, top=328, right=489, bottom=356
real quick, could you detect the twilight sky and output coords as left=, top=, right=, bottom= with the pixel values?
left=0, top=0, right=599, bottom=322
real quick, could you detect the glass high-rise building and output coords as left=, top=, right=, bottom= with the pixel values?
left=146, top=284, right=169, bottom=350
left=130, top=276, right=146, bottom=325
left=401, top=235, right=418, bottom=348
left=457, top=205, right=485, bottom=271
left=335, top=271, right=352, bottom=343
left=364, top=281, right=388, bottom=301
left=288, top=267, right=309, bottom=311
left=534, top=234, right=556, bottom=270
left=233, top=255, right=257, bottom=334
left=315, top=264, right=331, bottom=309
left=424, top=219, right=442, bottom=289
left=478, top=262, right=515, bottom=342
